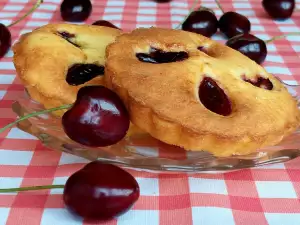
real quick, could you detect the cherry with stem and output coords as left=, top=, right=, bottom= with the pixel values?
left=226, top=32, right=300, bottom=64
left=0, top=0, right=43, bottom=58
left=215, top=0, right=251, bottom=39
left=0, top=161, right=140, bottom=221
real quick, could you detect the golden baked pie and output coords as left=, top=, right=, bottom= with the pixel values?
left=105, top=27, right=300, bottom=156
left=13, top=23, right=121, bottom=116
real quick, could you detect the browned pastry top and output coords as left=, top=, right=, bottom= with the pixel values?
left=105, top=27, right=300, bottom=156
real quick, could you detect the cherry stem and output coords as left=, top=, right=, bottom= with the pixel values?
left=214, top=0, right=224, bottom=14
left=175, top=0, right=199, bottom=29
left=0, top=185, right=64, bottom=193
left=265, top=32, right=300, bottom=44
left=7, top=0, right=43, bottom=28
left=0, top=104, right=72, bottom=134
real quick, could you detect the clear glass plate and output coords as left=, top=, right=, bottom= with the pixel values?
left=11, top=82, right=300, bottom=173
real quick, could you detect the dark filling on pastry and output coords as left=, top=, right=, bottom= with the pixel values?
left=243, top=76, right=273, bottom=90
left=199, top=77, right=232, bottom=116
left=57, top=31, right=80, bottom=48
left=136, top=47, right=188, bottom=64
left=66, top=64, right=104, bottom=86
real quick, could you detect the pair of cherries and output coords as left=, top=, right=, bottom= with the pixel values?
left=181, top=0, right=296, bottom=64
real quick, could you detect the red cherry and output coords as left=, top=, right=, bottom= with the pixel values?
left=182, top=7, right=218, bottom=37
left=60, top=0, right=92, bottom=22
left=0, top=24, right=11, bottom=58
left=262, top=0, right=295, bottom=20
left=199, top=77, right=232, bottom=116
left=92, top=20, right=120, bottom=29
left=218, top=12, right=251, bottom=38
left=226, top=33, right=267, bottom=65
left=63, top=161, right=140, bottom=220
left=62, top=86, right=130, bottom=147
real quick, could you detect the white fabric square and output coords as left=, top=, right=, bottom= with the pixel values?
left=233, top=3, right=251, bottom=8
left=279, top=26, right=300, bottom=32
left=0, top=91, right=6, bottom=100
left=107, top=0, right=125, bottom=7
left=32, top=12, right=53, bottom=19
left=0, top=150, right=33, bottom=165
left=137, top=15, right=156, bottom=22
left=136, top=177, right=159, bottom=196
left=252, top=25, right=265, bottom=31
left=138, top=8, right=156, bottom=15
left=102, top=14, right=122, bottom=21
left=266, top=54, right=284, bottom=63
left=189, top=177, right=227, bottom=195
left=256, top=181, right=297, bottom=198
left=118, top=210, right=159, bottom=225
left=0, top=62, right=15, bottom=70
left=41, top=209, right=83, bottom=225
left=265, top=66, right=292, bottom=75
left=3, top=5, right=24, bottom=11
left=26, top=21, right=50, bottom=27
left=0, top=12, right=18, bottom=18
left=0, top=208, right=10, bottom=225
left=50, top=177, right=68, bottom=194
left=7, top=128, right=38, bottom=140
left=265, top=213, right=300, bottom=225
left=0, top=75, right=15, bottom=84
left=192, top=207, right=235, bottom=225
left=39, top=4, right=57, bottom=11
left=105, top=7, right=124, bottom=13
left=0, top=177, right=22, bottom=195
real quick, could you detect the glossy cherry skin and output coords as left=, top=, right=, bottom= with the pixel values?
left=0, top=24, right=11, bottom=58
left=62, top=86, right=130, bottom=147
left=262, top=0, right=295, bottom=20
left=199, top=77, right=232, bottom=116
left=63, top=161, right=140, bottom=220
left=218, top=12, right=251, bottom=38
left=226, top=33, right=267, bottom=65
left=182, top=8, right=218, bottom=37
left=92, top=20, right=120, bottom=29
left=60, top=0, right=92, bottom=22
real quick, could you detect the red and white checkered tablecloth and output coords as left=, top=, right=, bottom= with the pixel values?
left=1, top=0, right=300, bottom=224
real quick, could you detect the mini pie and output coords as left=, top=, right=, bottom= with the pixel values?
left=105, top=27, right=300, bottom=157
left=13, top=23, right=121, bottom=116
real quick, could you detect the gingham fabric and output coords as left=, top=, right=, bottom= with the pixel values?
left=1, top=0, right=300, bottom=224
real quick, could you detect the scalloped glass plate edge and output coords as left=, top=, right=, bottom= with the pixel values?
left=10, top=83, right=300, bottom=173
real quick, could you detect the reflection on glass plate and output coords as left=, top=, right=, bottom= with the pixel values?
left=11, top=82, right=300, bottom=173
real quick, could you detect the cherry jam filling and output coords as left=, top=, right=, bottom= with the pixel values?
left=136, top=47, right=188, bottom=64
left=66, top=63, right=104, bottom=86
left=57, top=31, right=80, bottom=47
left=243, top=76, right=273, bottom=90
left=199, top=77, right=232, bottom=116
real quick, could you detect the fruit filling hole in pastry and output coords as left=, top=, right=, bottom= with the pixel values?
left=57, top=31, right=80, bottom=48
left=136, top=47, right=188, bottom=64
left=66, top=63, right=105, bottom=86
left=199, top=77, right=232, bottom=116
left=56, top=31, right=105, bottom=86
left=242, top=75, right=273, bottom=90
